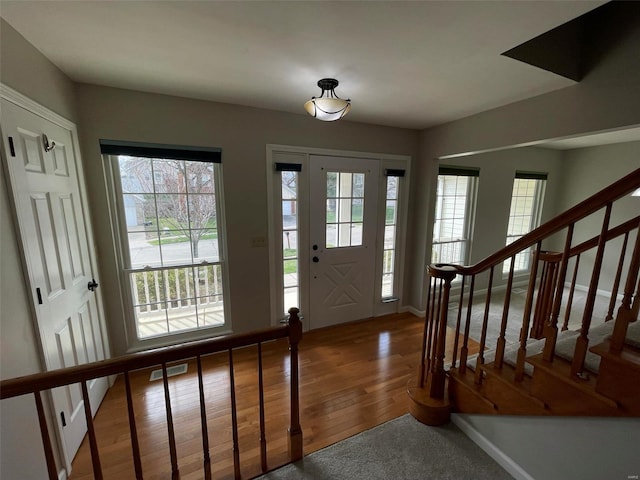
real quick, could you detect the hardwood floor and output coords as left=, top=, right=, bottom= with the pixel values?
left=69, top=312, right=478, bottom=480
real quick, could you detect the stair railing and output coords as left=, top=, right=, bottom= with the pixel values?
left=0, top=308, right=303, bottom=480
left=413, top=168, right=640, bottom=423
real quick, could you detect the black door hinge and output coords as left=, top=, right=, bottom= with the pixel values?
left=36, top=288, right=43, bottom=305
left=8, top=137, right=16, bottom=157
left=60, top=411, right=66, bottom=427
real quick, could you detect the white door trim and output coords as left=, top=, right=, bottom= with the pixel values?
left=1, top=83, right=111, bottom=474
left=266, top=144, right=411, bottom=328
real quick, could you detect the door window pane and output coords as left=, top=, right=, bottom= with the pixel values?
left=325, top=171, right=365, bottom=248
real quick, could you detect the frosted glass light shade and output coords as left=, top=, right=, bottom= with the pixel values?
left=304, top=97, right=351, bottom=121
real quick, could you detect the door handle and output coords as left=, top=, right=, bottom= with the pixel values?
left=88, top=279, right=99, bottom=292
left=312, top=256, right=319, bottom=263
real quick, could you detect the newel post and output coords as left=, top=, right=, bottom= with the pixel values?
left=408, top=265, right=457, bottom=426
left=427, top=265, right=458, bottom=398
left=287, top=307, right=303, bottom=461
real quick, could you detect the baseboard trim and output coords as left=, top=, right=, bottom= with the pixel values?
left=401, top=305, right=426, bottom=317
left=564, top=282, right=623, bottom=302
left=451, top=414, right=535, bottom=480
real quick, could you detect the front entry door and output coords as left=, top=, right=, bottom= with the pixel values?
left=1, top=98, right=108, bottom=472
left=309, top=155, right=379, bottom=328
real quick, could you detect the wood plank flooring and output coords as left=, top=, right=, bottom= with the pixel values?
left=69, top=312, right=478, bottom=480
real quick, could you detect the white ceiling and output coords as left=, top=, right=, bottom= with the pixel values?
left=1, top=1, right=606, bottom=130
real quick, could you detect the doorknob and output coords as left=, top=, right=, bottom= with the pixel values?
left=312, top=256, right=319, bottom=263
left=88, top=279, right=99, bottom=292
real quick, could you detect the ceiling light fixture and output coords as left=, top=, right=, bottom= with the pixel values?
left=304, top=78, right=351, bottom=121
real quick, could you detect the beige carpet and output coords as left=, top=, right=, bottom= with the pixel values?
left=255, top=414, right=513, bottom=480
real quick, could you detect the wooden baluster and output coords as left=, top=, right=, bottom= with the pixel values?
left=606, top=232, right=629, bottom=321
left=124, top=372, right=143, bottom=480
left=196, top=356, right=212, bottom=480
left=529, top=252, right=552, bottom=338
left=34, top=391, right=58, bottom=480
left=161, top=363, right=180, bottom=479
left=459, top=275, right=475, bottom=375
left=430, top=279, right=444, bottom=375
left=531, top=259, right=549, bottom=339
left=427, top=265, right=456, bottom=398
left=541, top=261, right=559, bottom=339
left=572, top=203, right=612, bottom=377
left=228, top=350, right=241, bottom=479
left=287, top=307, right=303, bottom=461
left=562, top=254, right=580, bottom=331
left=424, top=278, right=438, bottom=381
left=257, top=343, right=267, bottom=473
left=633, top=275, right=640, bottom=321
left=543, top=224, right=574, bottom=362
left=515, top=241, right=542, bottom=382
left=474, top=267, right=494, bottom=385
left=419, top=276, right=433, bottom=387
left=81, top=381, right=103, bottom=480
left=610, top=221, right=640, bottom=351
left=451, top=276, right=466, bottom=369
left=495, top=257, right=515, bottom=369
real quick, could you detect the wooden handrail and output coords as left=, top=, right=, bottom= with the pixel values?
left=538, top=215, right=640, bottom=263
left=1, top=312, right=303, bottom=480
left=434, top=168, right=640, bottom=277
left=1, top=325, right=289, bottom=399
left=414, top=169, right=639, bottom=423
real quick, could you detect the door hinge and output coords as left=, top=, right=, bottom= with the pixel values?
left=60, top=411, right=66, bottom=427
left=36, top=287, right=43, bottom=305
left=8, top=137, right=16, bottom=157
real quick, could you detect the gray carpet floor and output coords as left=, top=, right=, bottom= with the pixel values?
left=255, top=414, right=513, bottom=480
left=447, top=286, right=611, bottom=351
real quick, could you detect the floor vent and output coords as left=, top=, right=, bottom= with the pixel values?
left=149, top=363, right=188, bottom=382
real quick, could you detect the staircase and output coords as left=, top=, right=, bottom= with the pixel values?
left=408, top=168, right=640, bottom=424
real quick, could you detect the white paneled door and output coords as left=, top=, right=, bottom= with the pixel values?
left=309, top=155, right=379, bottom=328
left=1, top=98, right=108, bottom=473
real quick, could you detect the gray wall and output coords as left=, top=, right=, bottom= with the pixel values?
left=75, top=83, right=419, bottom=356
left=0, top=19, right=78, bottom=480
left=409, top=6, right=640, bottom=309
left=439, top=147, right=564, bottom=287
left=552, top=141, right=640, bottom=292
left=457, top=414, right=640, bottom=480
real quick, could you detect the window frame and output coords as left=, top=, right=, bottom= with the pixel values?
left=431, top=166, right=479, bottom=266
left=102, top=141, right=231, bottom=351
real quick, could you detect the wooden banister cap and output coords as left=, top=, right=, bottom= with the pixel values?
left=428, top=264, right=458, bottom=281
